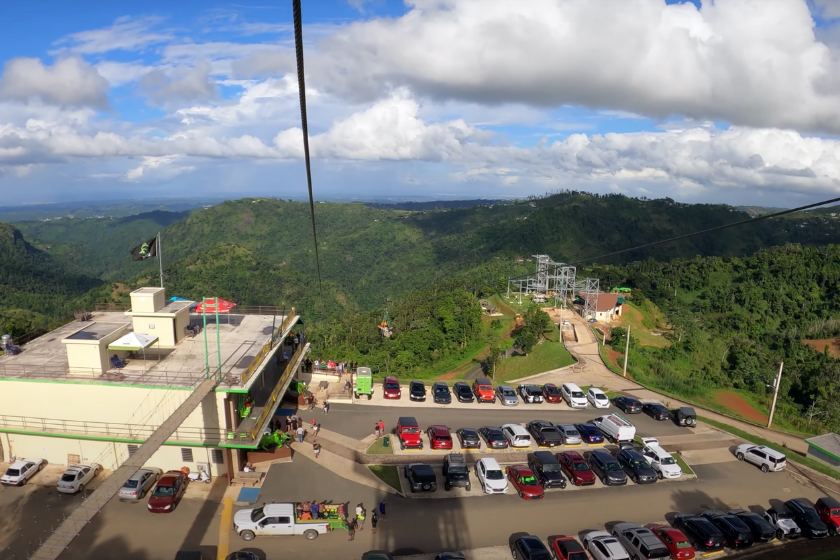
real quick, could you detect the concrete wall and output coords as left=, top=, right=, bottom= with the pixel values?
left=174, top=308, right=190, bottom=345
left=131, top=288, right=166, bottom=314
left=807, top=446, right=840, bottom=470
left=132, top=315, right=176, bottom=347
left=3, top=433, right=227, bottom=474
left=65, top=343, right=104, bottom=373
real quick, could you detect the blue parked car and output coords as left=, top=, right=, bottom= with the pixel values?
left=575, top=423, right=605, bottom=445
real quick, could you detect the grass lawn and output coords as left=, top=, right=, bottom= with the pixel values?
left=699, top=416, right=840, bottom=482
left=494, top=331, right=576, bottom=382
left=368, top=465, right=401, bottom=493
left=367, top=438, right=394, bottom=455
left=616, top=302, right=670, bottom=348
left=674, top=453, right=695, bottom=476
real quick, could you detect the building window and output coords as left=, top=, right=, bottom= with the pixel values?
left=181, top=448, right=194, bottom=462
left=211, top=449, right=225, bottom=464
left=127, top=444, right=139, bottom=457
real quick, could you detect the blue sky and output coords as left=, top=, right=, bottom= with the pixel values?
left=1, top=0, right=840, bottom=206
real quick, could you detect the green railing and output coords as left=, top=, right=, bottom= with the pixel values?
left=249, top=343, right=305, bottom=440
left=240, top=308, right=297, bottom=386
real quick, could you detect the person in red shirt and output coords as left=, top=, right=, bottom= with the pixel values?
left=378, top=420, right=384, bottom=435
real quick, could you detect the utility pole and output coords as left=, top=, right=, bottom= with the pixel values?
left=767, top=362, right=784, bottom=428
left=602, top=329, right=606, bottom=346
left=622, top=325, right=631, bottom=377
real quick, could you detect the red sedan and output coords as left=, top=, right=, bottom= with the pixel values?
left=550, top=536, right=588, bottom=560
left=382, top=376, right=402, bottom=399
left=651, top=526, right=696, bottom=560
left=541, top=383, right=563, bottom=403
left=426, top=425, right=453, bottom=450
left=147, top=470, right=187, bottom=513
left=557, top=451, right=596, bottom=486
left=507, top=465, right=544, bottom=500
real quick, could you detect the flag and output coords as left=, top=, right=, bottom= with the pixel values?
left=130, top=236, right=158, bottom=261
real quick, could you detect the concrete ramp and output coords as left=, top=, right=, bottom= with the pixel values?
left=680, top=448, right=738, bottom=466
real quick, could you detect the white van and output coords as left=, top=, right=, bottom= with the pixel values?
left=501, top=424, right=532, bottom=448
left=561, top=383, right=588, bottom=408
left=233, top=502, right=331, bottom=541
left=475, top=457, right=508, bottom=494
left=592, top=414, right=636, bottom=443
left=640, top=437, right=682, bottom=479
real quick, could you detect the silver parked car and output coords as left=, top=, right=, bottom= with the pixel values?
left=495, top=385, right=519, bottom=406
left=57, top=463, right=101, bottom=494
left=555, top=424, right=582, bottom=446
left=118, top=467, right=163, bottom=500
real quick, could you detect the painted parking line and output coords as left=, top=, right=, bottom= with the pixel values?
left=217, top=497, right=233, bottom=560
left=699, top=551, right=725, bottom=558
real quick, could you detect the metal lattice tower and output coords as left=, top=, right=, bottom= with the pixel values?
left=532, top=255, right=551, bottom=295
left=581, top=277, right=600, bottom=321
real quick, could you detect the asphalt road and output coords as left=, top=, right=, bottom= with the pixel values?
left=247, top=453, right=833, bottom=558
left=296, top=403, right=688, bottom=440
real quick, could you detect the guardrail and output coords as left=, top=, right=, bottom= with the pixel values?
left=249, top=342, right=306, bottom=440
left=239, top=308, right=297, bottom=386
left=0, top=414, right=227, bottom=443
left=0, top=363, right=208, bottom=388
left=92, top=303, right=289, bottom=315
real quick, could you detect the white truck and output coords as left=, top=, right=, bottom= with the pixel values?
left=234, top=502, right=342, bottom=541
left=639, top=437, right=683, bottom=479
left=592, top=413, right=636, bottom=444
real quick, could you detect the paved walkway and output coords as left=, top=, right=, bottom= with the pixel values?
left=514, top=310, right=808, bottom=455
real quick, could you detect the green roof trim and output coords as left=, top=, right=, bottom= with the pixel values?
left=806, top=441, right=840, bottom=464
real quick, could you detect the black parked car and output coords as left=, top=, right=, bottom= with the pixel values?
left=786, top=498, right=829, bottom=538
left=527, top=451, right=567, bottom=489
left=403, top=463, right=437, bottom=493
left=673, top=514, right=726, bottom=551
left=409, top=381, right=426, bottom=401
left=701, top=511, right=754, bottom=548
left=615, top=449, right=657, bottom=484
left=478, top=427, right=509, bottom=449
left=456, top=428, right=481, bottom=449
left=574, top=423, right=605, bottom=445
left=511, top=535, right=552, bottom=560
left=728, top=509, right=776, bottom=543
left=642, top=403, right=671, bottom=421
left=587, top=449, right=627, bottom=486
left=613, top=396, right=642, bottom=414
left=452, top=382, right=474, bottom=403
left=432, top=382, right=451, bottom=404
left=526, top=420, right=563, bottom=447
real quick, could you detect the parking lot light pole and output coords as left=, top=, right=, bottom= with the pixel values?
left=767, top=362, right=784, bottom=428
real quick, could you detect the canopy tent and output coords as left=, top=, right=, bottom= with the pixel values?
left=108, top=331, right=160, bottom=371
left=194, top=298, right=236, bottom=313
left=169, top=296, right=199, bottom=310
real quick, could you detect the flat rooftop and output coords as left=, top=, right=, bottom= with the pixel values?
left=0, top=311, right=290, bottom=388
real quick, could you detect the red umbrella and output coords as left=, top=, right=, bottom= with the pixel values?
left=195, top=298, right=236, bottom=313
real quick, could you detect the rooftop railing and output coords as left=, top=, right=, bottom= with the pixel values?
left=0, top=364, right=208, bottom=388
left=92, top=303, right=289, bottom=316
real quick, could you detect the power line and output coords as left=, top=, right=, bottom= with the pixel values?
left=292, top=0, right=323, bottom=296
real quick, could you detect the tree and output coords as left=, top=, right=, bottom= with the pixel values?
left=515, top=329, right=539, bottom=354
left=485, top=343, right=502, bottom=379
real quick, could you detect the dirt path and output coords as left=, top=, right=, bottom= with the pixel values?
left=711, top=390, right=768, bottom=424
left=803, top=338, right=840, bottom=358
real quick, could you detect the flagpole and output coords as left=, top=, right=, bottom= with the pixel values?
left=157, top=231, right=164, bottom=288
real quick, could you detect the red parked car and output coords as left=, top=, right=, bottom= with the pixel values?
left=550, top=536, right=588, bottom=560
left=506, top=465, right=544, bottom=500
left=426, top=425, right=453, bottom=450
left=651, top=525, right=696, bottom=560
left=147, top=470, right=187, bottom=513
left=557, top=451, right=596, bottom=486
left=382, top=376, right=402, bottom=399
left=542, top=383, right=563, bottom=403
left=816, top=497, right=840, bottom=536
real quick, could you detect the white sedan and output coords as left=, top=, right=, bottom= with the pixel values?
left=587, top=388, right=611, bottom=409
left=583, top=531, right=630, bottom=560
left=1, top=458, right=45, bottom=486
left=56, top=463, right=101, bottom=494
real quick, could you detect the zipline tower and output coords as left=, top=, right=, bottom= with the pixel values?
left=506, top=255, right=600, bottom=313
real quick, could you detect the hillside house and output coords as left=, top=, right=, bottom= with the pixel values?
left=576, top=292, right=624, bottom=323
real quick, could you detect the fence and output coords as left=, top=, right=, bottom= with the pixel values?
left=92, top=303, right=288, bottom=316
left=239, top=308, right=297, bottom=386
left=249, top=342, right=306, bottom=441
left=0, top=363, right=208, bottom=388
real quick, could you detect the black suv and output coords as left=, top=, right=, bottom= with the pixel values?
left=511, top=535, right=551, bottom=560
left=452, top=381, right=474, bottom=403
left=442, top=453, right=471, bottom=491
left=727, top=510, right=775, bottom=543
left=409, top=381, right=426, bottom=401
left=673, top=515, right=725, bottom=551
left=786, top=498, right=829, bottom=538
left=403, top=463, right=437, bottom=493
left=613, top=395, right=642, bottom=413
left=527, top=451, right=567, bottom=489
left=615, top=449, right=657, bottom=484
left=587, top=449, right=627, bottom=486
left=432, top=382, right=452, bottom=404
left=701, top=511, right=754, bottom=548
left=526, top=421, right=563, bottom=448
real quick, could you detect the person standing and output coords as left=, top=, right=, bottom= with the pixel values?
left=357, top=506, right=366, bottom=530
left=371, top=510, right=378, bottom=533
left=296, top=425, right=305, bottom=444
left=378, top=419, right=385, bottom=437
left=313, top=423, right=320, bottom=437
left=323, top=400, right=330, bottom=415
left=374, top=422, right=381, bottom=439
left=347, top=518, right=357, bottom=541
left=313, top=441, right=321, bottom=459
left=379, top=500, right=386, bottom=521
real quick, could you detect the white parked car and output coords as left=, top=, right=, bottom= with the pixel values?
left=640, top=438, right=682, bottom=479
left=1, top=458, right=45, bottom=486
left=582, top=530, right=630, bottom=560
left=587, top=388, right=610, bottom=409
left=57, top=463, right=101, bottom=494
left=474, top=457, right=508, bottom=494
left=501, top=423, right=532, bottom=448
left=735, top=444, right=786, bottom=473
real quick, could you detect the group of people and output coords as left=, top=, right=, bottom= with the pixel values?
left=271, top=415, right=324, bottom=457
left=346, top=501, right=387, bottom=541
left=303, top=358, right=359, bottom=374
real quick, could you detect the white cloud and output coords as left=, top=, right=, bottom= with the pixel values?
left=96, top=61, right=155, bottom=87
left=125, top=155, right=194, bottom=181
left=313, top=0, right=840, bottom=134
left=51, top=16, right=172, bottom=54
left=230, top=50, right=295, bottom=78
left=813, top=0, right=840, bottom=19
left=140, top=61, right=217, bottom=105
left=0, top=57, right=109, bottom=109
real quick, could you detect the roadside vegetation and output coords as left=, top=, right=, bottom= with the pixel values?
left=368, top=465, right=402, bottom=494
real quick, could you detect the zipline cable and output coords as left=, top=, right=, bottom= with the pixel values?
left=292, top=0, right=323, bottom=296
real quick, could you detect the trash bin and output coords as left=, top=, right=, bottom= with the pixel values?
left=383, top=436, right=390, bottom=448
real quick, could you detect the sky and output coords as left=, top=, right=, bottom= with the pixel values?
left=3, top=0, right=840, bottom=206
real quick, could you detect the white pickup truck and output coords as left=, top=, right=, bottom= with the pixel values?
left=234, top=502, right=341, bottom=541
left=592, top=413, right=636, bottom=443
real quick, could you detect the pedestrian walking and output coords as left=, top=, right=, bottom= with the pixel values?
left=313, top=441, right=321, bottom=459
left=371, top=510, right=378, bottom=533
left=347, top=518, right=356, bottom=541
left=291, top=417, right=298, bottom=431
left=313, top=423, right=320, bottom=437
left=379, top=500, right=386, bottom=520
left=296, top=425, right=305, bottom=443
left=285, top=416, right=291, bottom=431
left=323, top=400, right=330, bottom=414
